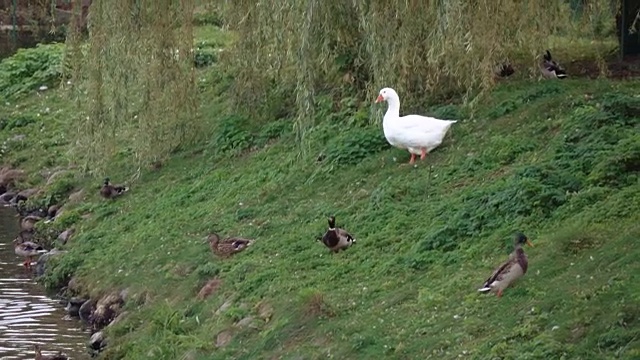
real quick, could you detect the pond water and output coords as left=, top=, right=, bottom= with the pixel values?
left=0, top=206, right=89, bottom=359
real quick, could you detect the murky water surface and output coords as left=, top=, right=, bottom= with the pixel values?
left=0, top=206, right=89, bottom=359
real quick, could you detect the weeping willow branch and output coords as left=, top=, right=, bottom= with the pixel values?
left=67, top=0, right=198, bottom=176
left=219, top=0, right=614, bottom=140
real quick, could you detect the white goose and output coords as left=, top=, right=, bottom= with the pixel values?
left=376, top=87, right=457, bottom=164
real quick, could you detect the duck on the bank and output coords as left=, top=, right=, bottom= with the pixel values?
left=34, top=344, right=68, bottom=360
left=20, top=214, right=44, bottom=232
left=478, top=232, right=534, bottom=298
left=375, top=87, right=457, bottom=165
left=207, top=233, right=254, bottom=257
left=541, top=50, right=567, bottom=79
left=100, top=177, right=129, bottom=199
left=13, top=237, right=47, bottom=270
left=318, top=216, right=356, bottom=253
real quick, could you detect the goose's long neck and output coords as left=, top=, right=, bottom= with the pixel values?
left=384, top=96, right=400, bottom=119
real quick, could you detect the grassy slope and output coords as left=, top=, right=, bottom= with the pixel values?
left=1, top=27, right=640, bottom=360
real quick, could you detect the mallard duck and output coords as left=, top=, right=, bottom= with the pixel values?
left=541, top=50, right=567, bottom=79
left=13, top=237, right=47, bottom=269
left=376, top=87, right=457, bottom=165
left=20, top=214, right=43, bottom=231
left=100, top=177, right=129, bottom=199
left=478, top=232, right=533, bottom=297
left=208, top=233, right=254, bottom=257
left=34, top=344, right=68, bottom=360
left=318, top=216, right=356, bottom=253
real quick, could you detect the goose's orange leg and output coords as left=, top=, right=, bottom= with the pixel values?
left=420, top=148, right=427, bottom=160
left=409, top=153, right=416, bottom=164
left=497, top=289, right=503, bottom=298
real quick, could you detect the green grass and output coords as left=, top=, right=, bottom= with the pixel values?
left=1, top=29, right=639, bottom=360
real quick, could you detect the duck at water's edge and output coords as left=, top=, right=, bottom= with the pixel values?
left=34, top=344, right=68, bottom=360
left=13, top=237, right=47, bottom=270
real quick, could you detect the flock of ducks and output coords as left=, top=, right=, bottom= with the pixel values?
left=497, top=49, right=568, bottom=80
left=7, top=50, right=562, bottom=358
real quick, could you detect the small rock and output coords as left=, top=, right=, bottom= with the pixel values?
left=216, top=300, right=232, bottom=315
left=256, top=301, right=274, bottom=322
left=17, top=188, right=39, bottom=198
left=68, top=189, right=85, bottom=204
left=197, top=278, right=222, bottom=300
left=119, top=288, right=130, bottom=302
left=46, top=170, right=69, bottom=185
left=90, top=330, right=107, bottom=351
left=35, top=249, right=67, bottom=277
left=79, top=300, right=94, bottom=323
left=215, top=330, right=233, bottom=348
left=66, top=297, right=88, bottom=317
left=39, top=85, right=48, bottom=91
left=67, top=276, right=80, bottom=292
left=57, top=228, right=75, bottom=245
left=107, top=311, right=128, bottom=328
left=235, top=316, right=256, bottom=328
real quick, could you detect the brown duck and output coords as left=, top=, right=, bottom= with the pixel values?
left=208, top=233, right=254, bottom=257
left=100, top=177, right=129, bottom=199
left=318, top=216, right=356, bottom=253
left=13, top=237, right=47, bottom=269
left=478, top=232, right=533, bottom=298
left=34, top=344, right=68, bottom=360
left=20, top=214, right=43, bottom=232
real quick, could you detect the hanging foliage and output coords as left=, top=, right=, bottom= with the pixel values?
left=65, top=0, right=198, bottom=176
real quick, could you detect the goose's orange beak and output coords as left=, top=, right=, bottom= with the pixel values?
left=526, top=239, right=534, bottom=247
left=375, top=95, right=384, bottom=103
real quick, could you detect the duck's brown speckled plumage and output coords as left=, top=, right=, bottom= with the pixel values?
left=319, top=216, right=356, bottom=253
left=478, top=232, right=533, bottom=298
left=208, top=233, right=254, bottom=257
left=13, top=237, right=46, bottom=269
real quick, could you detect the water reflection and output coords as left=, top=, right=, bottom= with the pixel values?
left=0, top=206, right=88, bottom=359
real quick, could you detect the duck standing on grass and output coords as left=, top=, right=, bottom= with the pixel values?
left=375, top=87, right=457, bottom=165
left=318, top=216, right=356, bottom=253
left=478, top=232, right=533, bottom=298
left=208, top=233, right=254, bottom=257
left=541, top=50, right=567, bottom=79
left=100, top=177, right=129, bottom=199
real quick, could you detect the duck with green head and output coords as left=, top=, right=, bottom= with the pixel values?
left=100, top=177, right=129, bottom=199
left=541, top=50, right=567, bottom=79
left=318, top=216, right=356, bottom=253
left=478, top=232, right=533, bottom=298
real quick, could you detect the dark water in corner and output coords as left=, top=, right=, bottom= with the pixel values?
left=0, top=206, right=89, bottom=359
